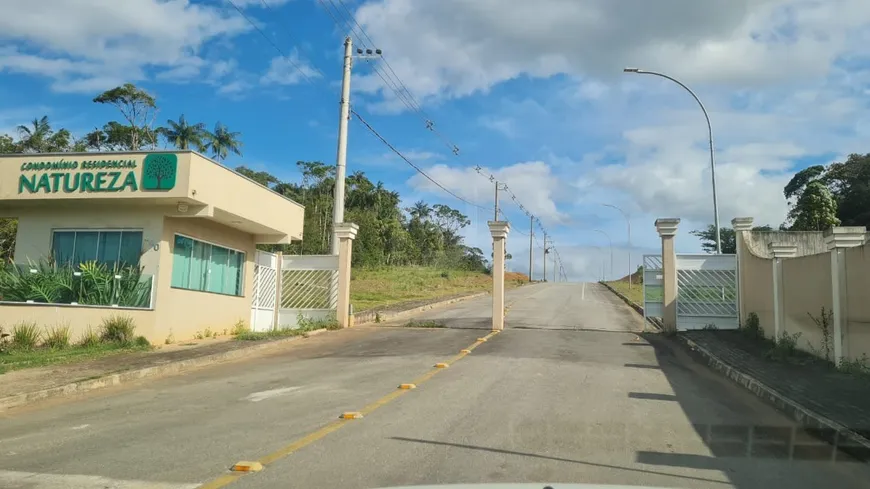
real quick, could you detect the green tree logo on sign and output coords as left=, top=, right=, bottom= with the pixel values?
left=142, top=153, right=177, bottom=190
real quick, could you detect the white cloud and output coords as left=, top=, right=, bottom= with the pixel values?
left=353, top=0, right=870, bottom=101
left=0, top=0, right=249, bottom=92
left=406, top=161, right=569, bottom=224
left=260, top=53, right=321, bottom=86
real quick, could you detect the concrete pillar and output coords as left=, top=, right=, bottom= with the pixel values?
left=731, top=217, right=754, bottom=325
left=768, top=243, right=797, bottom=341
left=825, top=226, right=866, bottom=363
left=655, top=218, right=680, bottom=333
left=334, top=222, right=359, bottom=328
left=488, top=221, right=511, bottom=331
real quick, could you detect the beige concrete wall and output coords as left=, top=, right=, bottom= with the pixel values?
left=745, top=230, right=827, bottom=258
left=740, top=238, right=775, bottom=336
left=10, top=204, right=167, bottom=278
left=153, top=217, right=256, bottom=342
left=845, top=244, right=870, bottom=359
left=0, top=304, right=156, bottom=344
left=187, top=153, right=304, bottom=241
left=781, top=252, right=833, bottom=353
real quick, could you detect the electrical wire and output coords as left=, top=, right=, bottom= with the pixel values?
left=351, top=109, right=492, bottom=212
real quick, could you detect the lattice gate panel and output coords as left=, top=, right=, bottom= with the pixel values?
left=280, top=269, right=337, bottom=310
left=675, top=254, right=738, bottom=331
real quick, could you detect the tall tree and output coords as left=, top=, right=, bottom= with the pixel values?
left=157, top=115, right=207, bottom=151
left=93, top=83, right=158, bottom=150
left=1, top=133, right=19, bottom=153
left=205, top=122, right=243, bottom=161
left=788, top=181, right=840, bottom=231
left=825, top=153, right=870, bottom=227
left=691, top=224, right=773, bottom=254
left=0, top=218, right=17, bottom=263
left=16, top=116, right=52, bottom=152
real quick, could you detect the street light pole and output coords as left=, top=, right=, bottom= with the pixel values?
left=594, top=229, right=613, bottom=281
left=602, top=204, right=631, bottom=290
left=624, top=67, right=721, bottom=254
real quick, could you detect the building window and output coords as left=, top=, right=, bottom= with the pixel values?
left=171, top=234, right=245, bottom=296
left=51, top=230, right=143, bottom=269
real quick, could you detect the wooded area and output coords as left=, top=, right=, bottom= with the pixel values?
left=0, top=83, right=489, bottom=272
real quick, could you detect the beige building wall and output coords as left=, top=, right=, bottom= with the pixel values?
left=781, top=252, right=833, bottom=353
left=845, top=244, right=870, bottom=359
left=10, top=203, right=167, bottom=278
left=739, top=238, right=775, bottom=336
left=153, top=217, right=256, bottom=342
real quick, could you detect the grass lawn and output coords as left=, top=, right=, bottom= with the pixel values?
left=351, top=267, right=528, bottom=312
left=0, top=343, right=151, bottom=374
left=605, top=280, right=644, bottom=305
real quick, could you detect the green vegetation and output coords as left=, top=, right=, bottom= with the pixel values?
left=0, top=259, right=152, bottom=307
left=351, top=267, right=526, bottom=312
left=235, top=314, right=340, bottom=341
left=605, top=280, right=643, bottom=306
left=0, top=315, right=151, bottom=374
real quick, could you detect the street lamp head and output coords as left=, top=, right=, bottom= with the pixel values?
left=623, top=67, right=640, bottom=73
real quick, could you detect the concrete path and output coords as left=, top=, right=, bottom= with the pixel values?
left=1, top=283, right=868, bottom=489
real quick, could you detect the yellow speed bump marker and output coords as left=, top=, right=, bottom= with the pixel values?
left=340, top=411, right=363, bottom=419
left=398, top=383, right=417, bottom=389
left=231, top=461, right=263, bottom=472
left=434, top=363, right=449, bottom=368
left=460, top=349, right=471, bottom=353
left=477, top=338, right=487, bottom=342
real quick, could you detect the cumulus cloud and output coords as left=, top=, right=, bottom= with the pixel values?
left=0, top=0, right=250, bottom=92
left=353, top=0, right=870, bottom=102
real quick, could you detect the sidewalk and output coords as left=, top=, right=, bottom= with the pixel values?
left=0, top=334, right=317, bottom=411
left=680, top=330, right=870, bottom=461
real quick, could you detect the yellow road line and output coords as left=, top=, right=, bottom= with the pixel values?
left=196, top=330, right=499, bottom=489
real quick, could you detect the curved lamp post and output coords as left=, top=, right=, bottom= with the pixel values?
left=623, top=67, right=722, bottom=254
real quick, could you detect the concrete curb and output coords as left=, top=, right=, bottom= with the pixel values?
left=354, top=292, right=489, bottom=326
left=598, top=281, right=663, bottom=331
left=678, top=334, right=870, bottom=455
left=0, top=329, right=329, bottom=412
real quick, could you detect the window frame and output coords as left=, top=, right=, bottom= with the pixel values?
left=50, top=228, right=144, bottom=269
left=170, top=233, right=246, bottom=297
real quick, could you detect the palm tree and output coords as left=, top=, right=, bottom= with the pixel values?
left=205, top=122, right=243, bottom=161
left=17, top=116, right=53, bottom=152
left=157, top=115, right=207, bottom=151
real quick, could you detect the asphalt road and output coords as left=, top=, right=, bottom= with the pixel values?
left=1, top=283, right=868, bottom=489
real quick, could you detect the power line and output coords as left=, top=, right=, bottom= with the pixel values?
left=351, top=109, right=492, bottom=212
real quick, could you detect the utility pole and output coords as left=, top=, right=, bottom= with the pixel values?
left=528, top=215, right=534, bottom=282
left=331, top=36, right=353, bottom=255
left=552, top=254, right=556, bottom=283
left=542, top=233, right=548, bottom=283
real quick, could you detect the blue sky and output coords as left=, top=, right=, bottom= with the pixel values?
left=2, top=0, right=870, bottom=281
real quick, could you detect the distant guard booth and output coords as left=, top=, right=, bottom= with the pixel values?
left=0, top=151, right=304, bottom=343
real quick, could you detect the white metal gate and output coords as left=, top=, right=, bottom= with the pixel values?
left=251, top=250, right=278, bottom=332
left=642, top=255, right=664, bottom=324
left=642, top=253, right=738, bottom=331
left=278, top=255, right=339, bottom=328
left=676, top=254, right=738, bottom=330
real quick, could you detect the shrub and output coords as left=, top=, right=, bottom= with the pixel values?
left=742, top=312, right=763, bottom=340
left=766, top=331, right=802, bottom=361
left=100, top=315, right=136, bottom=344
left=231, top=320, right=249, bottom=335
left=440, top=271, right=451, bottom=279
left=12, top=322, right=41, bottom=349
left=78, top=327, right=100, bottom=347
left=134, top=336, right=151, bottom=348
left=43, top=324, right=71, bottom=349
left=839, top=354, right=870, bottom=376
left=203, top=327, right=213, bottom=339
